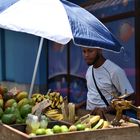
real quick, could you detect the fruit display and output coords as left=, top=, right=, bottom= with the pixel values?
left=47, top=92, right=63, bottom=109
left=31, top=93, right=45, bottom=103
left=25, top=112, right=138, bottom=137
left=74, top=114, right=110, bottom=130
left=0, top=86, right=34, bottom=124
left=0, top=85, right=139, bottom=140
left=31, top=92, right=63, bottom=109
left=0, top=85, right=65, bottom=124
left=44, top=109, right=63, bottom=121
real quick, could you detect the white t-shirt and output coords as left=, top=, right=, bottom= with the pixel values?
left=86, top=59, right=134, bottom=110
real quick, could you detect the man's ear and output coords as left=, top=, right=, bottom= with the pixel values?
left=98, top=49, right=102, bottom=54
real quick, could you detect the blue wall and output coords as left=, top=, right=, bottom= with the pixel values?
left=5, top=30, right=39, bottom=84
left=0, top=0, right=87, bottom=89
left=0, top=29, right=2, bottom=81
left=0, top=29, right=47, bottom=85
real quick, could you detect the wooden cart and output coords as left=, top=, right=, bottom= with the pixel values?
left=0, top=122, right=140, bottom=140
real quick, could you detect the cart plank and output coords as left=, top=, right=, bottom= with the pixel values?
left=1, top=123, right=140, bottom=140
left=0, top=124, right=29, bottom=140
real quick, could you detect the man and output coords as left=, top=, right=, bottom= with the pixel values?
left=76, top=47, right=135, bottom=118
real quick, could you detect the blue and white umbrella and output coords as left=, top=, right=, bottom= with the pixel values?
left=0, top=0, right=123, bottom=97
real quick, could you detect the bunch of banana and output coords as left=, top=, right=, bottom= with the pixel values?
left=76, top=114, right=110, bottom=129
left=31, top=93, right=45, bottom=103
left=45, top=92, right=63, bottom=109
left=44, top=109, right=63, bottom=121
left=90, top=116, right=110, bottom=129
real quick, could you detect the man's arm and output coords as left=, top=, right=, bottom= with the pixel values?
left=124, top=93, right=135, bottom=104
left=75, top=100, right=86, bottom=109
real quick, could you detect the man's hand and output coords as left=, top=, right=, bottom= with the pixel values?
left=90, top=107, right=107, bottom=120
left=90, top=106, right=116, bottom=120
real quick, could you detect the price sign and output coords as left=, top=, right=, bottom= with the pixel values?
left=32, top=99, right=52, bottom=118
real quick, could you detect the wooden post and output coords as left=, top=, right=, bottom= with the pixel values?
left=0, top=29, right=6, bottom=81
left=135, top=0, right=140, bottom=106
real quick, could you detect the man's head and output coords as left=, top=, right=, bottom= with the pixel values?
left=82, top=47, right=103, bottom=66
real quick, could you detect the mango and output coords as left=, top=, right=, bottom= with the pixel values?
left=16, top=91, right=28, bottom=101
left=17, top=98, right=30, bottom=109
left=4, top=99, right=16, bottom=109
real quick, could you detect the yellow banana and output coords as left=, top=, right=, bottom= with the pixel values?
left=54, top=92, right=60, bottom=97
left=49, top=92, right=55, bottom=97
left=92, top=119, right=104, bottom=129
left=46, top=109, right=59, bottom=115
left=57, top=103, right=61, bottom=109
left=102, top=121, right=110, bottom=129
left=51, top=101, right=55, bottom=108
left=53, top=114, right=63, bottom=120
left=55, top=100, right=60, bottom=107
left=89, top=115, right=100, bottom=127
left=59, top=96, right=63, bottom=103
left=32, top=93, right=41, bottom=98
left=36, top=95, right=44, bottom=102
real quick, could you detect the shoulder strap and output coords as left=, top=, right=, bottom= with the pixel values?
left=92, top=66, right=109, bottom=106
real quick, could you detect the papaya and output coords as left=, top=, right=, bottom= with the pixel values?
left=1, top=113, right=16, bottom=124
left=16, top=117, right=25, bottom=124
left=0, top=107, right=3, bottom=118
left=0, top=94, right=3, bottom=99
left=4, top=106, right=15, bottom=114
left=20, top=104, right=32, bottom=119
left=3, top=92, right=15, bottom=101
left=0, top=86, right=8, bottom=95
left=0, top=99, right=4, bottom=108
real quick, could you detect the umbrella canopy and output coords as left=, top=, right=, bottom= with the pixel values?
left=0, top=0, right=123, bottom=97
left=0, top=0, right=122, bottom=52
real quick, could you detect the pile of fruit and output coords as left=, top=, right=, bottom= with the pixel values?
left=28, top=113, right=138, bottom=137
left=0, top=86, right=34, bottom=124
left=28, top=114, right=111, bottom=136
left=0, top=85, right=65, bottom=124
left=31, top=92, right=63, bottom=109
left=31, top=92, right=64, bottom=121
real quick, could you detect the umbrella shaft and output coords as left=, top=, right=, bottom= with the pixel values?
left=29, top=37, right=44, bottom=98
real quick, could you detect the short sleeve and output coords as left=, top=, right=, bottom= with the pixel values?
left=111, top=68, right=134, bottom=95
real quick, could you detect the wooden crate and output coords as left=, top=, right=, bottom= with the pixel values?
left=1, top=122, right=140, bottom=140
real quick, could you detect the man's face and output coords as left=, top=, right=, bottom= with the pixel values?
left=82, top=48, right=100, bottom=65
